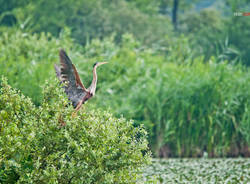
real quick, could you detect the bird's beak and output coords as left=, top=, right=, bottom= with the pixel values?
left=98, top=62, right=108, bottom=66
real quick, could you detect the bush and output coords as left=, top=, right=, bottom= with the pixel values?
left=0, top=77, right=150, bottom=183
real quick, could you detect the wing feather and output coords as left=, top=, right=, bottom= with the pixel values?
left=72, top=64, right=87, bottom=91
left=55, top=49, right=87, bottom=108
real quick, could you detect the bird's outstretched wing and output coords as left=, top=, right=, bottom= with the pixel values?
left=54, top=49, right=87, bottom=108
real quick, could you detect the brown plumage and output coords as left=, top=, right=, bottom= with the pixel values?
left=54, top=49, right=107, bottom=113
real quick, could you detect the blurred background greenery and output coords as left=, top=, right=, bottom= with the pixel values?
left=0, top=0, right=249, bottom=157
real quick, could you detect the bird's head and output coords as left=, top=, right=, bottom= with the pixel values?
left=93, top=62, right=108, bottom=68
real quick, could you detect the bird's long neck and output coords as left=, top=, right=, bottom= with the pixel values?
left=89, top=66, right=97, bottom=95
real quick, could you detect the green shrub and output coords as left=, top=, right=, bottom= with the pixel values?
left=0, top=77, right=150, bottom=183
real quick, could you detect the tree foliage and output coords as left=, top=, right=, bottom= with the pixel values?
left=12, top=0, right=171, bottom=46
left=0, top=77, right=150, bottom=183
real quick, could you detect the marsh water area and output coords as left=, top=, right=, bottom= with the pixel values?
left=142, top=158, right=250, bottom=183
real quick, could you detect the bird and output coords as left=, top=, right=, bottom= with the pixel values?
left=54, top=49, right=107, bottom=114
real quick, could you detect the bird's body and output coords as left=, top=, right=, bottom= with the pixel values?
left=54, top=49, right=107, bottom=112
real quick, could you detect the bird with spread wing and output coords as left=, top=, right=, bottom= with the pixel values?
left=54, top=49, right=107, bottom=114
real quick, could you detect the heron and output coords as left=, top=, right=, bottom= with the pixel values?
left=54, top=49, right=107, bottom=114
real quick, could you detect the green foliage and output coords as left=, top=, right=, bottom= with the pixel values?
left=0, top=77, right=150, bottom=183
left=0, top=0, right=28, bottom=14
left=1, top=29, right=249, bottom=157
left=226, top=15, right=250, bottom=65
left=0, top=28, right=74, bottom=105
left=82, top=36, right=250, bottom=157
left=180, top=9, right=225, bottom=61
left=13, top=0, right=171, bottom=45
left=180, top=8, right=250, bottom=65
left=1, top=0, right=250, bottom=66
left=125, top=0, right=160, bottom=15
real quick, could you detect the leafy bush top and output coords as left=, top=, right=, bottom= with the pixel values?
left=0, top=77, right=150, bottom=183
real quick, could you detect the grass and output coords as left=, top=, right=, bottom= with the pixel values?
left=142, top=158, right=250, bottom=183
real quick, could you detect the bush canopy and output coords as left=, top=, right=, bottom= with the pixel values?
left=0, top=77, right=150, bottom=183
